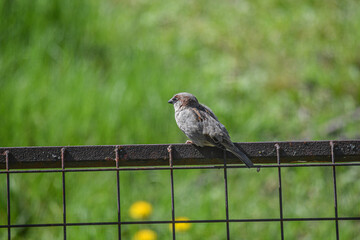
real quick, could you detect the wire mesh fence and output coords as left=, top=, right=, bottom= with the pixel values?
left=1, top=140, right=360, bottom=239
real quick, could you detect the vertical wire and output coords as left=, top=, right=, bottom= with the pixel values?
left=115, top=146, right=122, bottom=240
left=223, top=150, right=230, bottom=240
left=5, top=151, right=11, bottom=240
left=330, top=141, right=340, bottom=240
left=167, top=145, right=176, bottom=240
left=275, top=144, right=284, bottom=240
left=61, top=148, right=67, bottom=240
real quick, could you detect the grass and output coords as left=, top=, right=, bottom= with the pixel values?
left=0, top=0, right=360, bottom=239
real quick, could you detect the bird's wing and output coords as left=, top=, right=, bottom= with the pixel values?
left=199, top=104, right=219, bottom=121
left=203, top=118, right=254, bottom=168
left=197, top=105, right=253, bottom=167
left=200, top=104, right=230, bottom=135
left=203, top=133, right=225, bottom=149
left=197, top=105, right=232, bottom=147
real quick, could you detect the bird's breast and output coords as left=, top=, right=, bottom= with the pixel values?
left=175, top=109, right=203, bottom=133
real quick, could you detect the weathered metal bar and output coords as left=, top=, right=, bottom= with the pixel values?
left=1, top=216, right=360, bottom=229
left=330, top=142, right=340, bottom=240
left=0, top=140, right=359, bottom=169
left=168, top=145, right=176, bottom=240
left=61, top=148, right=67, bottom=240
left=275, top=144, right=284, bottom=240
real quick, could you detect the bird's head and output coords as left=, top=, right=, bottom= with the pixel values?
left=168, top=92, right=199, bottom=111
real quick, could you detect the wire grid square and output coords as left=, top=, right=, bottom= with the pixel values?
left=121, top=224, right=171, bottom=239
left=119, top=170, right=172, bottom=221
left=228, top=167, right=279, bottom=219
left=336, top=166, right=360, bottom=218
left=175, top=222, right=227, bottom=240
left=173, top=168, right=226, bottom=220
left=283, top=221, right=337, bottom=240
left=65, top=171, right=117, bottom=223
left=0, top=174, right=6, bottom=225
left=281, top=166, right=334, bottom=218
left=338, top=220, right=360, bottom=239
left=67, top=225, right=117, bottom=240
left=12, top=226, right=63, bottom=240
left=0, top=229, right=7, bottom=240
left=230, top=222, right=281, bottom=239
left=10, top=172, right=62, bottom=225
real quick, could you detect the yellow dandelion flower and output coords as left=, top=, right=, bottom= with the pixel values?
left=169, top=217, right=191, bottom=232
left=133, top=229, right=157, bottom=240
left=129, top=201, right=153, bottom=219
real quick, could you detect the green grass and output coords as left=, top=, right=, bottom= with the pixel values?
left=1, top=0, right=360, bottom=239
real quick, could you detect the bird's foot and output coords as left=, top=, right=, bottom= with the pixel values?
left=185, top=140, right=193, bottom=144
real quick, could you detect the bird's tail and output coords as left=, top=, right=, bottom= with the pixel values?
left=227, top=145, right=254, bottom=168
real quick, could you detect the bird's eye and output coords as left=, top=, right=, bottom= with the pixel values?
left=173, top=97, right=178, bottom=101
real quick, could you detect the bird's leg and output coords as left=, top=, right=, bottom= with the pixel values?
left=185, top=140, right=193, bottom=144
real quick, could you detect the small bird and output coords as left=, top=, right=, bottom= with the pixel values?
left=168, top=92, right=254, bottom=168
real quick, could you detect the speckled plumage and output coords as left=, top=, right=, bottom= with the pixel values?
left=168, top=92, right=254, bottom=168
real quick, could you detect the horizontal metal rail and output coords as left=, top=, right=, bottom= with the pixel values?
left=1, top=216, right=360, bottom=229
left=1, top=140, right=360, bottom=169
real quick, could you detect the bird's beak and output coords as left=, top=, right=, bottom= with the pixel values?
left=168, top=98, right=174, bottom=104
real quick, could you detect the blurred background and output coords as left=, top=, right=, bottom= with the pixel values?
left=0, top=0, right=359, bottom=239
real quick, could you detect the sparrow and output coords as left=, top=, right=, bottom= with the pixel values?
left=168, top=92, right=254, bottom=168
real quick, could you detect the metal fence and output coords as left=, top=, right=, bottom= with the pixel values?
left=1, top=140, right=360, bottom=239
